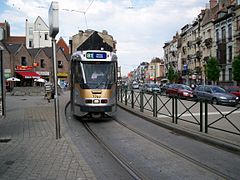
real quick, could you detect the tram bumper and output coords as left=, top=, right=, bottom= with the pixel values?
left=80, top=105, right=112, bottom=112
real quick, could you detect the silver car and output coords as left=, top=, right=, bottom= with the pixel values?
left=193, top=85, right=239, bottom=106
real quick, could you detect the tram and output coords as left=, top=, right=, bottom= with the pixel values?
left=70, top=50, right=118, bottom=118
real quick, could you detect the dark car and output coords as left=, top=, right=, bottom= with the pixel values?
left=166, top=84, right=194, bottom=99
left=142, top=83, right=161, bottom=94
left=193, top=85, right=239, bottom=106
left=224, top=86, right=240, bottom=97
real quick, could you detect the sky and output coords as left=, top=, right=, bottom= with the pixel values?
left=0, top=0, right=207, bottom=76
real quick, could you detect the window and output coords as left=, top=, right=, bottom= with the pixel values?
left=216, top=29, right=219, bottom=43
left=29, top=27, right=33, bottom=35
left=45, top=33, right=48, bottom=40
left=221, top=27, right=226, bottom=41
left=58, top=61, right=63, bottom=68
left=229, top=68, right=232, bottom=82
left=228, top=24, right=232, bottom=41
left=29, top=40, right=33, bottom=48
left=222, top=69, right=225, bottom=81
left=228, top=46, right=232, bottom=62
left=41, top=59, right=45, bottom=68
left=21, top=57, right=27, bottom=66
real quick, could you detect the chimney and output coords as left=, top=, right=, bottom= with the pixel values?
left=209, top=0, right=218, bottom=8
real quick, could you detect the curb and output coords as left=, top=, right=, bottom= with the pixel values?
left=118, top=102, right=240, bottom=154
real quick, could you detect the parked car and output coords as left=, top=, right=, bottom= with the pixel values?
left=132, top=81, right=139, bottom=89
left=142, top=83, right=161, bottom=94
left=166, top=84, right=194, bottom=99
left=160, top=83, right=171, bottom=95
left=193, top=85, right=239, bottom=106
left=224, top=86, right=240, bottom=97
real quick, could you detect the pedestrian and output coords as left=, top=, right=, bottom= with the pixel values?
left=44, top=82, right=52, bottom=103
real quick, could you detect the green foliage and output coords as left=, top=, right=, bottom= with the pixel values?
left=205, top=57, right=220, bottom=83
left=167, top=66, right=176, bottom=83
left=232, top=55, right=240, bottom=85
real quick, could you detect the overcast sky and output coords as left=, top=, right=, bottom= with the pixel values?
left=0, top=0, right=207, bottom=76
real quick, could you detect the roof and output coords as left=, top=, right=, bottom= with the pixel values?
left=5, top=44, right=22, bottom=54
left=5, top=36, right=26, bottom=44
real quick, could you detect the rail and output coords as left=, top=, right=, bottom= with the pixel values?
left=117, top=87, right=240, bottom=137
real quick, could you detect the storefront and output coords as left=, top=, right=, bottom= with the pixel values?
left=16, top=71, right=41, bottom=86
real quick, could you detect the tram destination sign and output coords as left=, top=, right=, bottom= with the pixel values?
left=86, top=52, right=107, bottom=59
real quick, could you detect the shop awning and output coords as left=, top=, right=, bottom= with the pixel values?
left=16, top=71, right=41, bottom=79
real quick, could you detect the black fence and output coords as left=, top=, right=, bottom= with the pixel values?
left=117, top=87, right=240, bottom=137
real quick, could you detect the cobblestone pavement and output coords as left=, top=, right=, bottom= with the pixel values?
left=0, top=91, right=96, bottom=180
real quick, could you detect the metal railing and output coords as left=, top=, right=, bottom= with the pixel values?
left=117, top=86, right=240, bottom=137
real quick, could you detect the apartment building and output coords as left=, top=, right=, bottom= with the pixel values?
left=163, top=0, right=240, bottom=86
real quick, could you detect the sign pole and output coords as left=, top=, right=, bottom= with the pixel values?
left=49, top=1, right=60, bottom=139
left=52, top=38, right=60, bottom=139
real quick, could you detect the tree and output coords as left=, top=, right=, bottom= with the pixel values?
left=167, top=66, right=177, bottom=83
left=232, top=55, right=240, bottom=86
left=205, top=57, right=220, bottom=84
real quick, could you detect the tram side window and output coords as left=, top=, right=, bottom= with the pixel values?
left=75, top=63, right=83, bottom=83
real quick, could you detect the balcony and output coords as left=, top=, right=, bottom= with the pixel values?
left=204, top=38, right=212, bottom=48
left=196, top=51, right=202, bottom=59
left=195, top=37, right=202, bottom=45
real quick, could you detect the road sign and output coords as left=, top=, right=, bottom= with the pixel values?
left=48, top=1, right=59, bottom=38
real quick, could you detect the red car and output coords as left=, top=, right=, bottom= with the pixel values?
left=225, top=86, right=240, bottom=97
left=166, top=84, right=194, bottom=99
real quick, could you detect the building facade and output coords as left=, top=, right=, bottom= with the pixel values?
left=163, top=0, right=240, bottom=86
left=25, top=16, right=51, bottom=49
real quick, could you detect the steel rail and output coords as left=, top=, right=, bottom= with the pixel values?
left=82, top=121, right=147, bottom=180
left=114, top=117, right=232, bottom=180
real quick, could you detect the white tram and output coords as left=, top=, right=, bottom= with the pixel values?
left=70, top=50, right=118, bottom=118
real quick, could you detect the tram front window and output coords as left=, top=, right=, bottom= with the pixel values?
left=78, top=62, right=116, bottom=89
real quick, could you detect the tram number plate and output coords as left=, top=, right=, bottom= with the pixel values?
left=93, top=95, right=101, bottom=98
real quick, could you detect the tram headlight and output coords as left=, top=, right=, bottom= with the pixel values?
left=93, top=99, right=100, bottom=104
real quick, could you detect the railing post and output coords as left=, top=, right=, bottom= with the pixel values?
left=140, top=90, right=143, bottom=112
left=153, top=92, right=157, bottom=117
left=205, top=101, right=208, bottom=133
left=120, top=85, right=123, bottom=103
left=175, top=97, right=178, bottom=124
left=200, top=101, right=203, bottom=132
left=125, top=89, right=127, bottom=106
left=172, top=97, right=175, bottom=123
left=131, top=90, right=134, bottom=108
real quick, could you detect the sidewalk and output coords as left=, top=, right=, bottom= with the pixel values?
left=0, top=91, right=96, bottom=180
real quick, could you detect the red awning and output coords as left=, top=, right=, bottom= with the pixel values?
left=16, top=71, right=41, bottom=79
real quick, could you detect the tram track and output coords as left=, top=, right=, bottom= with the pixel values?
left=82, top=121, right=146, bottom=180
left=113, top=117, right=232, bottom=179
left=64, top=101, right=237, bottom=179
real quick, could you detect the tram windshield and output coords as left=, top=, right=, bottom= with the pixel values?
left=75, top=61, right=116, bottom=89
